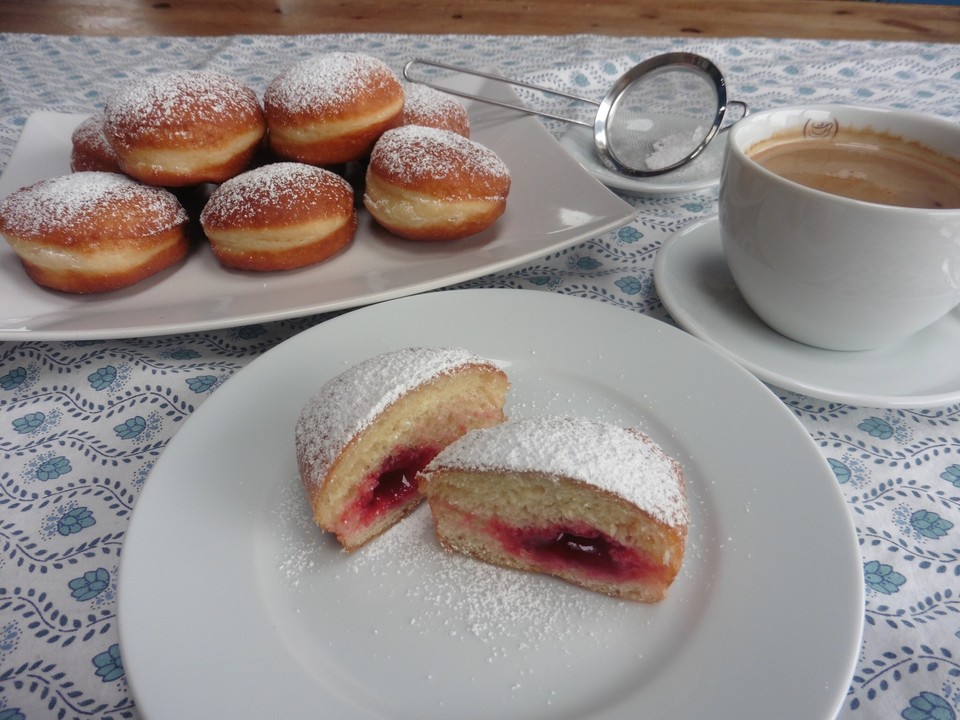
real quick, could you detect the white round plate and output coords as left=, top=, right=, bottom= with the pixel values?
left=558, top=124, right=726, bottom=196
left=119, top=288, right=863, bottom=720
left=654, top=216, right=960, bottom=408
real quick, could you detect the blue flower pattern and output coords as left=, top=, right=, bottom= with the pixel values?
left=92, top=644, right=124, bottom=682
left=69, top=568, right=111, bottom=601
left=88, top=364, right=117, bottom=390
left=0, top=365, right=27, bottom=390
left=0, top=32, right=957, bottom=720
left=58, top=506, right=95, bottom=536
left=865, top=560, right=907, bottom=595
left=113, top=415, right=147, bottom=440
left=186, top=375, right=219, bottom=393
left=36, top=454, right=72, bottom=480
left=902, top=692, right=956, bottom=720
left=942, top=465, right=960, bottom=488
left=12, top=411, right=44, bottom=434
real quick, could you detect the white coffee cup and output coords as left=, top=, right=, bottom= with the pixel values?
left=718, top=104, right=960, bottom=351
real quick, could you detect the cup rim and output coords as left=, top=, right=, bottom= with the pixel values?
left=726, top=103, right=960, bottom=213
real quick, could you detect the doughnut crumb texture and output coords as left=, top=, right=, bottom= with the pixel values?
left=364, top=125, right=511, bottom=241
left=417, top=416, right=688, bottom=603
left=200, top=162, right=357, bottom=271
left=295, top=347, right=509, bottom=551
left=0, top=171, right=190, bottom=293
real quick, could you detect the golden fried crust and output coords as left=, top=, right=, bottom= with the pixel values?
left=0, top=172, right=190, bottom=293
left=200, top=162, right=357, bottom=271
left=363, top=125, right=510, bottom=241
left=264, top=52, right=405, bottom=165
left=367, top=125, right=510, bottom=199
left=15, top=228, right=189, bottom=293
left=70, top=114, right=122, bottom=174
left=103, top=70, right=266, bottom=186
left=400, top=84, right=471, bottom=138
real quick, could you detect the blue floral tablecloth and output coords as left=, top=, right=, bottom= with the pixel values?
left=1, top=32, right=959, bottom=720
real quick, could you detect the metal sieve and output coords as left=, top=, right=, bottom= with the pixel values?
left=404, top=52, right=748, bottom=178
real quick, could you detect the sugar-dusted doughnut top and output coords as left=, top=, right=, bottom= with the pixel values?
left=0, top=171, right=188, bottom=244
left=422, top=416, right=688, bottom=528
left=200, top=162, right=354, bottom=230
left=103, top=70, right=265, bottom=149
left=369, top=125, right=510, bottom=199
left=295, top=347, right=502, bottom=485
left=264, top=52, right=403, bottom=121
left=400, top=84, right=471, bottom=137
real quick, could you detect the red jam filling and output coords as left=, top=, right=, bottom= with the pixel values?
left=490, top=520, right=665, bottom=583
left=353, top=446, right=438, bottom=527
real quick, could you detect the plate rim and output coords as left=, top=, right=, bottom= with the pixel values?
left=118, top=287, right=864, bottom=720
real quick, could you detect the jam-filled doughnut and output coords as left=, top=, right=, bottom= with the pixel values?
left=399, top=84, right=470, bottom=138
left=264, top=52, right=405, bottom=166
left=295, top=347, right=509, bottom=551
left=363, top=125, right=511, bottom=241
left=0, top=171, right=189, bottom=293
left=102, top=70, right=266, bottom=186
left=70, top=114, right=122, bottom=173
left=418, top=416, right=688, bottom=603
left=199, top=162, right=357, bottom=271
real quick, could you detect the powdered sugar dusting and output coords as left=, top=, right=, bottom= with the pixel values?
left=265, top=52, right=401, bottom=115
left=357, top=505, right=610, bottom=649
left=103, top=70, right=261, bottom=141
left=200, top=162, right=352, bottom=225
left=273, top=477, right=627, bottom=658
left=0, top=171, right=187, bottom=238
left=295, top=347, right=498, bottom=486
left=401, top=84, right=470, bottom=136
left=371, top=125, right=509, bottom=184
left=422, top=416, right=687, bottom=528
left=70, top=113, right=119, bottom=170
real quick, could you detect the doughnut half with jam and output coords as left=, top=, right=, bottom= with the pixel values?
left=295, top=347, right=509, bottom=551
left=417, top=416, right=688, bottom=602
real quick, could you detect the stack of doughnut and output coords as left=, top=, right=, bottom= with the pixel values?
left=0, top=53, right=511, bottom=294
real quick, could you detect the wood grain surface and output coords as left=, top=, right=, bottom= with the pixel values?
left=0, top=0, right=957, bottom=42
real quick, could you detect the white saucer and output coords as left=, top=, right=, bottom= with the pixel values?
left=558, top=124, right=725, bottom=196
left=654, top=217, right=960, bottom=408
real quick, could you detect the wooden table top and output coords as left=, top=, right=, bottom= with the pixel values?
left=1, top=0, right=958, bottom=43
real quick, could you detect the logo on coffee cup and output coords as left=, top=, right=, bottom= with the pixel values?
left=803, top=118, right=839, bottom=140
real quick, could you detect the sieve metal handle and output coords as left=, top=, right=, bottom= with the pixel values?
left=403, top=58, right=596, bottom=128
left=723, top=100, right=750, bottom=128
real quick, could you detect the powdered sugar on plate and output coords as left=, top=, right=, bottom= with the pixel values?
left=271, top=477, right=637, bottom=662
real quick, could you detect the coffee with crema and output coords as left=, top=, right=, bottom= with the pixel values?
left=748, top=127, right=960, bottom=209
